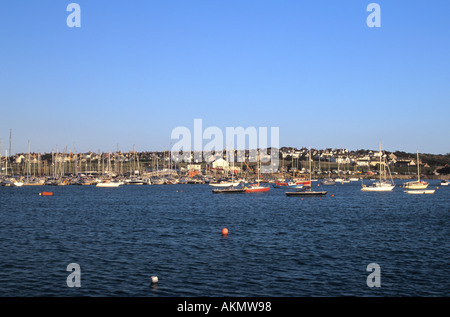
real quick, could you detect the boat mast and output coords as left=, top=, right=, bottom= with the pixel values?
left=379, top=141, right=382, bottom=184
left=257, top=148, right=260, bottom=185
left=417, top=150, right=420, bottom=182
left=5, top=150, right=8, bottom=177
left=309, top=147, right=312, bottom=191
left=0, top=139, right=2, bottom=177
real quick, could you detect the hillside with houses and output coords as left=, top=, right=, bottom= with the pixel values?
left=1, top=147, right=449, bottom=178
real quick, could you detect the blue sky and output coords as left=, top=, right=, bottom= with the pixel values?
left=0, top=0, right=449, bottom=154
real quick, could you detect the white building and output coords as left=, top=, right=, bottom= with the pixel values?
left=212, top=158, right=229, bottom=169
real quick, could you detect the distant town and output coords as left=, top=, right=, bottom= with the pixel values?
left=1, top=146, right=449, bottom=178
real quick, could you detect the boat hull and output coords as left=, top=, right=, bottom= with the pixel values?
left=212, top=188, right=246, bottom=194
left=404, top=190, right=435, bottom=194
left=96, top=183, right=121, bottom=188
left=245, top=186, right=270, bottom=193
left=285, top=191, right=327, bottom=196
left=209, top=182, right=240, bottom=187
left=272, top=184, right=303, bottom=189
left=403, top=181, right=429, bottom=189
left=361, top=185, right=395, bottom=192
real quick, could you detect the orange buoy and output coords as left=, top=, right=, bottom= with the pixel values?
left=331, top=194, right=334, bottom=197
left=40, top=192, right=53, bottom=196
left=221, top=228, right=228, bottom=235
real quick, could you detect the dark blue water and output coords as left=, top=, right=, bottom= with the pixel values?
left=0, top=181, right=449, bottom=296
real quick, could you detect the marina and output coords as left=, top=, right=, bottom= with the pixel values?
left=2, top=0, right=449, bottom=302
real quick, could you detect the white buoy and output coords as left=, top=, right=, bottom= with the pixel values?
left=151, top=276, right=158, bottom=284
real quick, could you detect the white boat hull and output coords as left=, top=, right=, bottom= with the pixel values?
left=209, top=182, right=240, bottom=187
left=96, top=182, right=121, bottom=187
left=403, top=181, right=429, bottom=189
left=404, top=190, right=435, bottom=194
left=361, top=185, right=395, bottom=192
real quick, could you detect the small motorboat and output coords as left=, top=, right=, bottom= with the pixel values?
left=321, top=179, right=335, bottom=185
left=285, top=189, right=327, bottom=196
left=404, top=189, right=435, bottom=194
left=212, top=186, right=246, bottom=194
left=245, top=184, right=270, bottom=193
left=272, top=182, right=303, bottom=189
left=209, top=181, right=241, bottom=187
left=96, top=181, right=121, bottom=188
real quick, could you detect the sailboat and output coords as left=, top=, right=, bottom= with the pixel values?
left=361, top=142, right=395, bottom=192
left=212, top=185, right=246, bottom=194
left=321, top=178, right=335, bottom=185
left=245, top=150, right=270, bottom=193
left=403, top=150, right=429, bottom=189
left=272, top=180, right=304, bottom=189
left=286, top=148, right=327, bottom=196
left=209, top=180, right=241, bottom=187
left=96, top=179, right=121, bottom=187
left=212, top=148, right=245, bottom=193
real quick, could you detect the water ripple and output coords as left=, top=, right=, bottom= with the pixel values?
left=0, top=182, right=449, bottom=296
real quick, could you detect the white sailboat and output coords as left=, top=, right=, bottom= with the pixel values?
left=361, top=142, right=395, bottom=192
left=403, top=150, right=429, bottom=189
left=96, top=180, right=121, bottom=187
left=209, top=180, right=241, bottom=187
left=245, top=150, right=270, bottom=193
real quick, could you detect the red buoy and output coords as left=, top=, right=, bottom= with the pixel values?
left=221, top=228, right=228, bottom=235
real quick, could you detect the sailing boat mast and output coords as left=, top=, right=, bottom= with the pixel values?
left=379, top=141, right=382, bottom=184
left=308, top=147, right=312, bottom=192
left=416, top=150, right=420, bottom=182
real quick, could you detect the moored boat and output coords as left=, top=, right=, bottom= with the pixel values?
left=286, top=189, right=327, bottom=196
left=245, top=184, right=270, bottom=193
left=321, top=179, right=335, bottom=185
left=212, top=186, right=246, bottom=194
left=404, top=189, right=435, bottom=194
left=403, top=150, right=429, bottom=189
left=209, top=180, right=241, bottom=187
left=361, top=142, right=395, bottom=192
left=403, top=180, right=429, bottom=189
left=286, top=148, right=327, bottom=197
left=272, top=183, right=303, bottom=189
left=96, top=181, right=121, bottom=187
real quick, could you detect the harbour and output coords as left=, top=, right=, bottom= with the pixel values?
left=2, top=0, right=450, bottom=301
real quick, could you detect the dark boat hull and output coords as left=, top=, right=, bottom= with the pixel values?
left=285, top=191, right=327, bottom=196
left=212, top=188, right=246, bottom=194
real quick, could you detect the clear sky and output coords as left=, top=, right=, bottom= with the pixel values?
left=1, top=0, right=449, bottom=155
